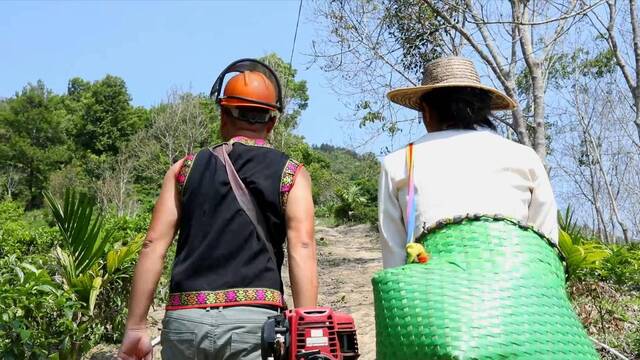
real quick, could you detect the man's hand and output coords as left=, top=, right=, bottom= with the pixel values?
left=118, top=328, right=152, bottom=360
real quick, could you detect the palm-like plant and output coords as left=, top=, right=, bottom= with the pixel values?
left=45, top=189, right=114, bottom=314
left=44, top=189, right=142, bottom=314
left=43, top=189, right=144, bottom=358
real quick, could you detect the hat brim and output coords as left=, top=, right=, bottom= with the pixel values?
left=387, top=83, right=517, bottom=111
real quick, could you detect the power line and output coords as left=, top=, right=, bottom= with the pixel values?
left=289, top=0, right=303, bottom=67
left=282, top=0, right=303, bottom=111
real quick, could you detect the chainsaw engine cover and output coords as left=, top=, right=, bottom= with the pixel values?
left=261, top=307, right=359, bottom=360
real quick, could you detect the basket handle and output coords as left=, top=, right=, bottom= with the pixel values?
left=405, top=143, right=416, bottom=244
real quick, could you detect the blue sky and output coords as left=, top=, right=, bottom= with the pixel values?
left=1, top=1, right=399, bottom=153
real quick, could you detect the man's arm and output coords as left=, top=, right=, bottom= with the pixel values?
left=285, top=167, right=318, bottom=308
left=119, top=160, right=182, bottom=359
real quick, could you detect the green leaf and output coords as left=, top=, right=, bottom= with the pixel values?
left=106, top=234, right=143, bottom=274
left=88, top=276, right=103, bottom=315
left=14, top=266, right=24, bottom=284
left=34, top=285, right=57, bottom=293
left=20, top=263, right=38, bottom=274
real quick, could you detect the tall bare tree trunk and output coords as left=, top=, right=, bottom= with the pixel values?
left=603, top=0, right=640, bottom=145
left=629, top=0, right=640, bottom=142
left=579, top=115, right=631, bottom=242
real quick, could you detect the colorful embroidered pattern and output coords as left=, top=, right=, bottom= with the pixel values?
left=280, top=159, right=302, bottom=211
left=229, top=136, right=273, bottom=148
left=177, top=154, right=195, bottom=193
left=166, top=288, right=284, bottom=310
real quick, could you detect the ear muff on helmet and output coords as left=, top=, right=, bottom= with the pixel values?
left=210, top=58, right=283, bottom=113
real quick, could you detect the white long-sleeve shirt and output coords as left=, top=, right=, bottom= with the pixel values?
left=378, top=129, right=558, bottom=268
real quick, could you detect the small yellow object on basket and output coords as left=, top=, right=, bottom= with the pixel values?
left=406, top=243, right=429, bottom=264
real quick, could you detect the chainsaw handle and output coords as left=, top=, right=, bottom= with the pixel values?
left=296, top=307, right=331, bottom=317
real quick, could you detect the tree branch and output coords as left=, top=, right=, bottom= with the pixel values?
left=466, top=0, right=605, bottom=25
left=629, top=0, right=640, bottom=93
left=542, top=0, right=579, bottom=61
left=591, top=336, right=631, bottom=360
left=422, top=0, right=510, bottom=88
left=606, top=0, right=637, bottom=93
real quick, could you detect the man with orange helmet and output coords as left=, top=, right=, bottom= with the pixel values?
left=118, top=59, right=318, bottom=360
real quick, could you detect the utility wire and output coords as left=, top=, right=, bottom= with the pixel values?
left=289, top=0, right=303, bottom=67
left=282, top=0, right=303, bottom=112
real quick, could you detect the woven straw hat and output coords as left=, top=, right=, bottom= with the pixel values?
left=387, top=56, right=516, bottom=111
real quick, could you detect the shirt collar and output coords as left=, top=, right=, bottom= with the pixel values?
left=229, top=136, right=273, bottom=148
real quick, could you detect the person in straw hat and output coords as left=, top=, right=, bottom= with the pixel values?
left=378, top=56, right=558, bottom=268
left=373, top=56, right=600, bottom=359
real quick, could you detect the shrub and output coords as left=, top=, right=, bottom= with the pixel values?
left=599, top=245, right=640, bottom=290
left=332, top=180, right=377, bottom=225
left=0, top=255, right=84, bottom=359
left=558, top=229, right=611, bottom=280
left=0, top=200, right=58, bottom=257
left=557, top=207, right=611, bottom=280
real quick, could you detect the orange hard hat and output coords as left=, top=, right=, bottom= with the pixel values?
left=219, top=71, right=279, bottom=111
left=210, top=58, right=283, bottom=114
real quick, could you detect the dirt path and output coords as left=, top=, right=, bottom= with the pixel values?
left=283, top=224, right=381, bottom=360
left=88, top=224, right=382, bottom=359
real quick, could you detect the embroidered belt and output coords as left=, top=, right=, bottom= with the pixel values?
left=166, top=288, right=284, bottom=310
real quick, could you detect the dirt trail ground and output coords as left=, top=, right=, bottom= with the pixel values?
left=284, top=224, right=381, bottom=360
left=88, top=224, right=382, bottom=359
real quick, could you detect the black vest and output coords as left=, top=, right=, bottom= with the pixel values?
left=168, top=140, right=292, bottom=309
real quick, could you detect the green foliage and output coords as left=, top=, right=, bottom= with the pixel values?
left=333, top=184, right=367, bottom=223
left=558, top=207, right=611, bottom=279
left=0, top=200, right=58, bottom=257
left=0, top=255, right=83, bottom=359
left=104, top=212, right=150, bottom=249
left=128, top=92, right=219, bottom=209
left=570, top=281, right=640, bottom=358
left=68, top=75, right=149, bottom=157
left=558, top=207, right=640, bottom=291
left=45, top=189, right=113, bottom=311
left=260, top=53, right=309, bottom=150
left=309, top=144, right=379, bottom=225
left=520, top=47, right=618, bottom=95
left=0, top=81, right=72, bottom=208
left=44, top=189, right=144, bottom=350
left=383, top=0, right=455, bottom=76
left=599, top=245, right=640, bottom=290
left=558, top=229, right=611, bottom=279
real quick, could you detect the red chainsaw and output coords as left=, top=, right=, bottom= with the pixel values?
left=261, top=307, right=360, bottom=360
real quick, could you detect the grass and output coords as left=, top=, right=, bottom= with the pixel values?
left=570, top=281, right=640, bottom=359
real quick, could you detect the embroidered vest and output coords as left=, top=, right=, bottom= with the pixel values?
left=167, top=137, right=301, bottom=310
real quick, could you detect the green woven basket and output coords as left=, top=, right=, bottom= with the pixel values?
left=372, top=216, right=598, bottom=360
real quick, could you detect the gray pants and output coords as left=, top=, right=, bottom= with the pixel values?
left=161, top=306, right=278, bottom=360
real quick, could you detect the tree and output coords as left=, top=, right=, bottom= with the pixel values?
left=312, top=0, right=457, bottom=146
left=69, top=75, right=148, bottom=157
left=589, top=0, right=640, bottom=144
left=127, top=90, right=218, bottom=204
left=0, top=81, right=72, bottom=208
left=423, top=0, right=601, bottom=161
left=552, top=51, right=638, bottom=243
left=94, top=150, right=138, bottom=217
left=259, top=53, right=309, bottom=150
left=314, top=0, right=600, bottom=162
